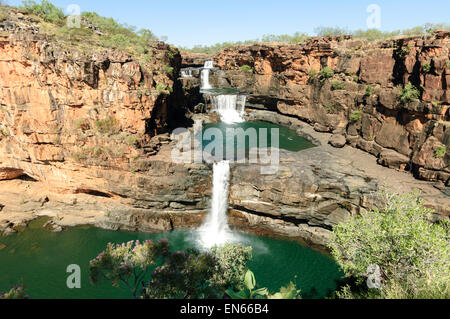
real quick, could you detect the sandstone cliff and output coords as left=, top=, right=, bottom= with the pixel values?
left=0, top=7, right=210, bottom=237
left=211, top=33, right=450, bottom=184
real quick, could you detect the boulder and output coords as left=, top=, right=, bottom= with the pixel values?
left=378, top=149, right=410, bottom=170
left=329, top=134, right=347, bottom=148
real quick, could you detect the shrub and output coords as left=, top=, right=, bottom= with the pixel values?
left=0, top=127, right=10, bottom=137
left=365, top=85, right=373, bottom=96
left=329, top=191, right=450, bottom=299
left=156, top=83, right=172, bottom=94
left=423, top=62, right=432, bottom=73
left=320, top=67, right=334, bottom=83
left=308, top=69, right=317, bottom=78
left=314, top=26, right=349, bottom=37
left=226, top=269, right=301, bottom=299
left=163, top=65, right=174, bottom=75
left=209, top=243, right=252, bottom=290
left=447, top=61, right=450, bottom=68
left=240, top=65, right=253, bottom=73
left=95, top=117, right=119, bottom=135
left=350, top=110, right=363, bottom=122
left=0, top=286, right=29, bottom=299
left=400, top=83, right=421, bottom=102
left=21, top=0, right=65, bottom=24
left=435, top=145, right=447, bottom=159
left=331, top=80, right=345, bottom=90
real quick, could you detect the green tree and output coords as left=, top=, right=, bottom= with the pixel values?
left=90, top=239, right=170, bottom=298
left=90, top=240, right=254, bottom=299
left=21, top=0, right=65, bottom=23
left=329, top=191, right=450, bottom=299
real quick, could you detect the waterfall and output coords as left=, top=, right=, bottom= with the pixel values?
left=201, top=69, right=212, bottom=90
left=211, top=95, right=246, bottom=124
left=198, top=161, right=234, bottom=248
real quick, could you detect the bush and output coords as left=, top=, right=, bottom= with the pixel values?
left=320, top=67, right=334, bottom=83
left=350, top=110, right=363, bottom=122
left=308, top=69, right=317, bottom=78
left=400, top=83, right=421, bottom=102
left=331, top=80, right=345, bottom=90
left=240, top=65, right=253, bottom=73
left=423, top=62, right=432, bottom=73
left=21, top=0, right=65, bottom=24
left=365, top=85, right=373, bottom=96
left=435, top=145, right=447, bottom=159
left=329, top=191, right=450, bottom=299
left=95, top=117, right=119, bottom=135
left=209, top=243, right=252, bottom=290
left=163, top=65, right=174, bottom=75
left=0, top=286, right=29, bottom=299
left=226, top=269, right=301, bottom=299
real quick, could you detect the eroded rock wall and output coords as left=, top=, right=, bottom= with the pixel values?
left=212, top=33, right=450, bottom=184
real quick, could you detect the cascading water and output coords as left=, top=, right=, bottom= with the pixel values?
left=198, top=160, right=236, bottom=249
left=196, top=61, right=248, bottom=249
left=200, top=60, right=214, bottom=90
left=211, top=94, right=246, bottom=124
left=201, top=69, right=212, bottom=90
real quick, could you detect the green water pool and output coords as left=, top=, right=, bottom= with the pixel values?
left=200, top=121, right=315, bottom=158
left=0, top=219, right=343, bottom=299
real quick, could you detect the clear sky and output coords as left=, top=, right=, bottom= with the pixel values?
left=5, top=0, right=450, bottom=48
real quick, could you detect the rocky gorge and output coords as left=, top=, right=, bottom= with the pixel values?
left=0, top=7, right=449, bottom=250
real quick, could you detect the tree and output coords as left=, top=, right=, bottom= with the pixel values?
left=89, top=239, right=170, bottom=298
left=329, top=191, right=450, bottom=299
left=90, top=240, right=253, bottom=299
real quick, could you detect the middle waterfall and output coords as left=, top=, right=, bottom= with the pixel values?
left=211, top=95, right=246, bottom=124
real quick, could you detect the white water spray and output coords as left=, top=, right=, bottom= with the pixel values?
left=198, top=161, right=236, bottom=248
left=201, top=69, right=212, bottom=90
left=200, top=60, right=214, bottom=90
left=211, top=95, right=246, bottom=124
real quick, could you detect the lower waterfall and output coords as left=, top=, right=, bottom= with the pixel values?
left=198, top=160, right=235, bottom=248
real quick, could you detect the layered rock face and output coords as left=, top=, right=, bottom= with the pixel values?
left=212, top=33, right=450, bottom=184
left=0, top=10, right=211, bottom=236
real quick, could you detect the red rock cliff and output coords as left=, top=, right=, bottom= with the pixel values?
left=213, top=33, right=449, bottom=184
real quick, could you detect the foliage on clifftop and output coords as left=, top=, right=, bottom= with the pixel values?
left=182, top=23, right=450, bottom=54
left=5, top=1, right=177, bottom=71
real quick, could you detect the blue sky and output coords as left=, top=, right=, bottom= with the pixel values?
left=6, top=0, right=450, bottom=47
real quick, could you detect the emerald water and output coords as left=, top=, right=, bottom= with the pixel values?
left=200, top=121, right=315, bottom=156
left=0, top=219, right=343, bottom=299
